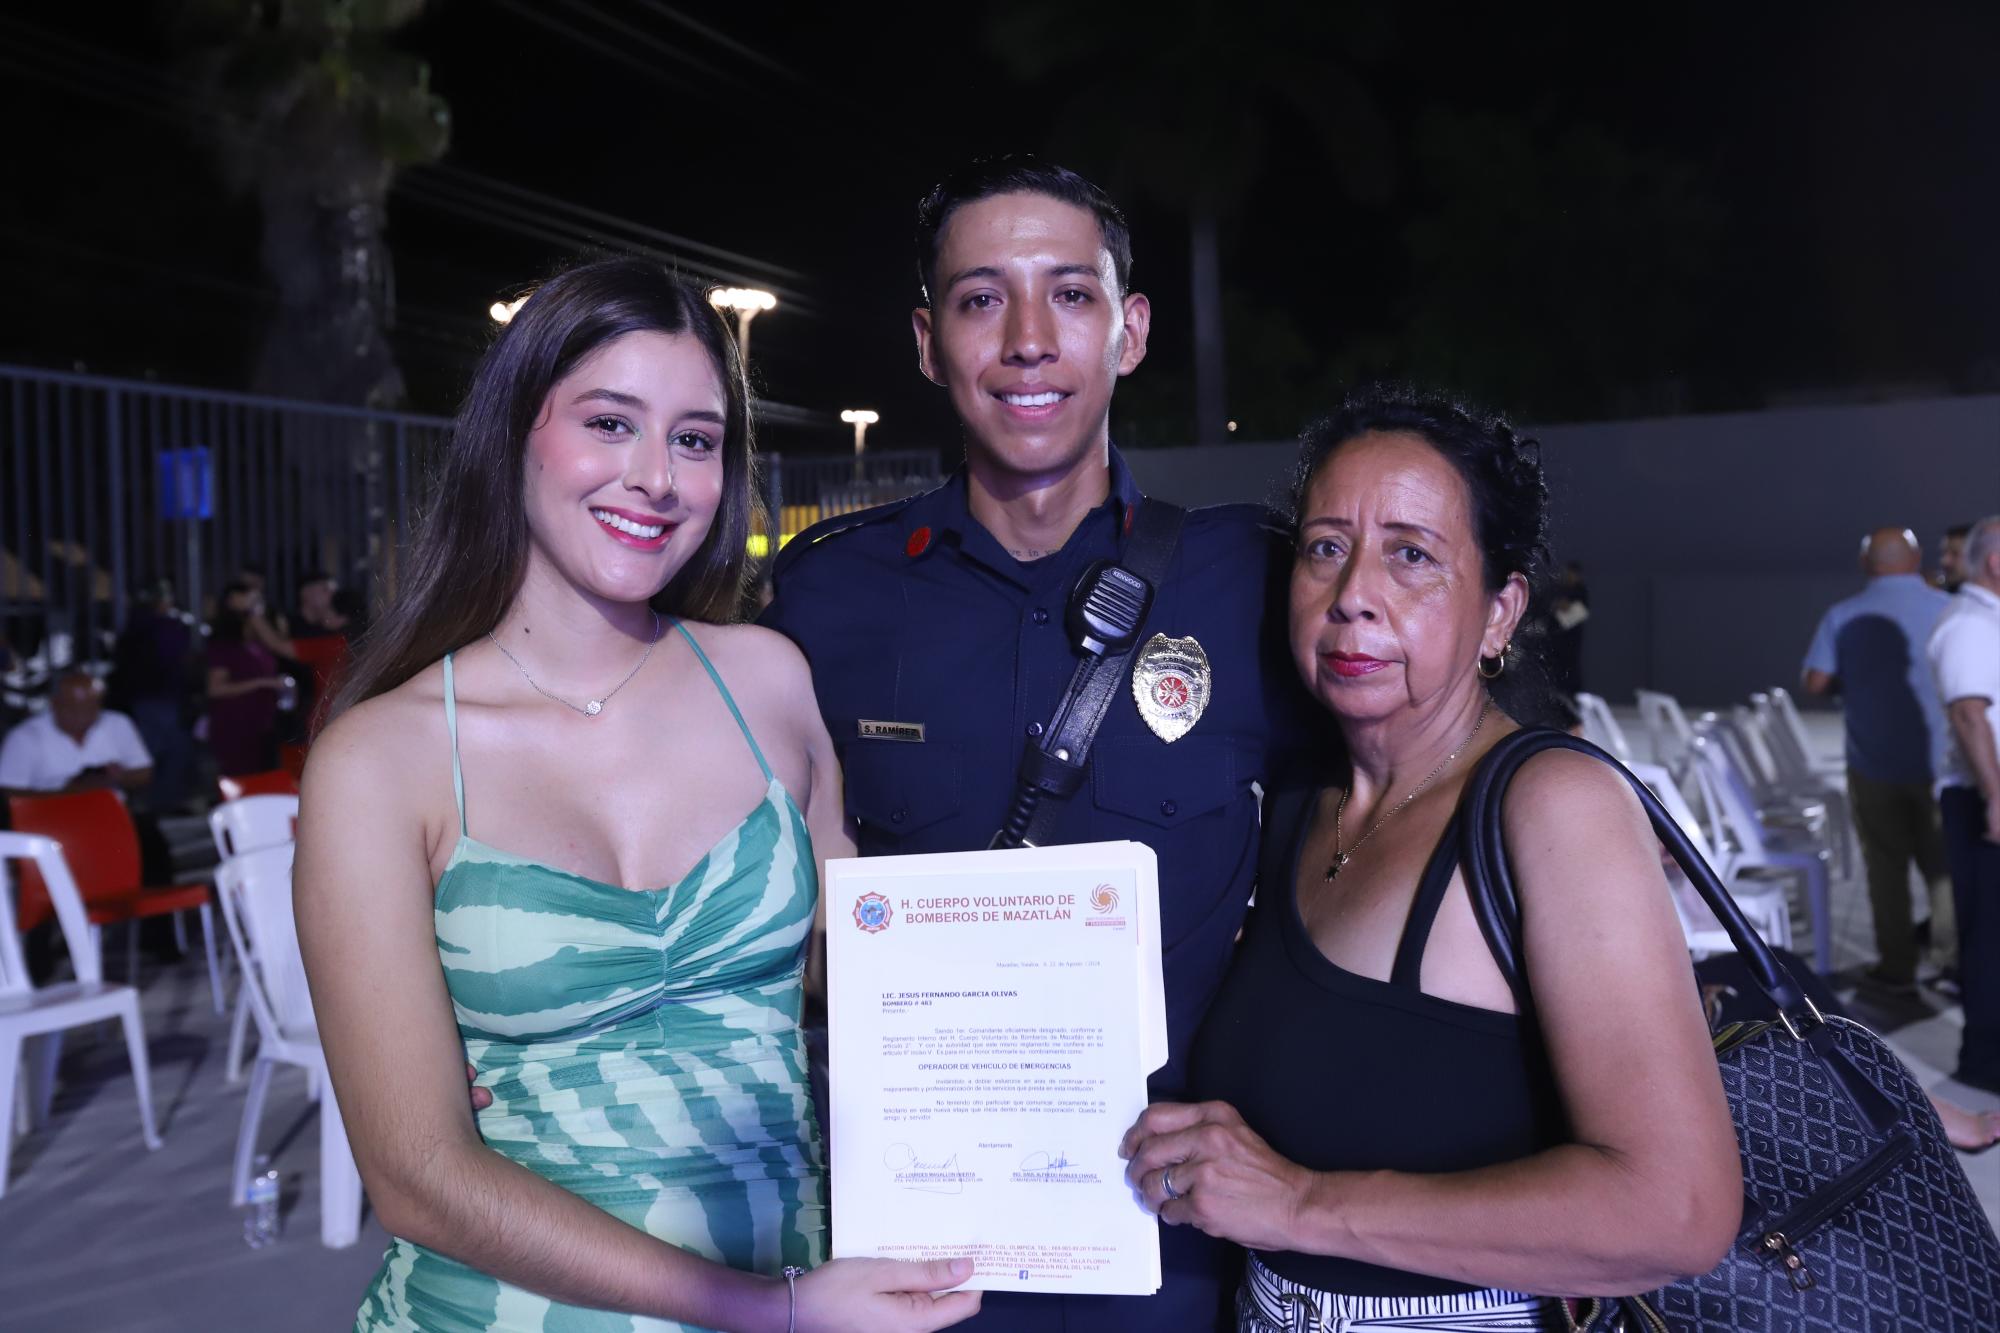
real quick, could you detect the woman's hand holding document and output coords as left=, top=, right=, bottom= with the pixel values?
left=826, top=842, right=1167, bottom=1295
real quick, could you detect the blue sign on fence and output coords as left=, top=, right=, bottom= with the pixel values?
left=158, top=447, right=213, bottom=520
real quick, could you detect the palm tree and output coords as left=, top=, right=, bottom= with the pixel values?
left=169, top=0, right=449, bottom=408
left=985, top=1, right=1392, bottom=444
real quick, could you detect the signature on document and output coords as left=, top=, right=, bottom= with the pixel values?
left=883, top=1142, right=973, bottom=1194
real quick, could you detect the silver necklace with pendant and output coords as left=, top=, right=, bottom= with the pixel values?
left=1326, top=697, right=1492, bottom=881
left=488, top=610, right=661, bottom=717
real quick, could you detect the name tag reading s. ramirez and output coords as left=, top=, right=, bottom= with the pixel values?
left=858, top=719, right=926, bottom=743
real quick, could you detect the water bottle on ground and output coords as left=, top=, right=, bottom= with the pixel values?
left=244, top=1155, right=281, bottom=1248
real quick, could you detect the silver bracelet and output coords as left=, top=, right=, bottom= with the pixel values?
left=783, top=1265, right=805, bottom=1333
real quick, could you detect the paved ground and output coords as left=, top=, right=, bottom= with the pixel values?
left=1, top=709, right=1994, bottom=1330
left=0, top=963, right=391, bottom=1330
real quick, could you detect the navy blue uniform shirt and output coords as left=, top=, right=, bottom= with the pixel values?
left=762, top=448, right=1323, bottom=1332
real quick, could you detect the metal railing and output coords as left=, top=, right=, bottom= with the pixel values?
left=1, top=364, right=450, bottom=673
left=1, top=365, right=944, bottom=678
left=764, top=450, right=947, bottom=546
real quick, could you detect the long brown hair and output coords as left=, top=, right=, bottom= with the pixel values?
left=332, top=257, right=760, bottom=717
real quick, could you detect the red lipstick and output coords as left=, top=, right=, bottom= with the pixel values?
left=1323, top=651, right=1391, bottom=679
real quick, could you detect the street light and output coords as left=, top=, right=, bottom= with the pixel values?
left=709, top=287, right=778, bottom=363
left=489, top=295, right=528, bottom=324
left=841, top=409, right=879, bottom=478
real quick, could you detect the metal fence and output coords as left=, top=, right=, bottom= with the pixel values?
left=1, top=364, right=450, bottom=675
left=764, top=449, right=946, bottom=547
left=1, top=365, right=944, bottom=680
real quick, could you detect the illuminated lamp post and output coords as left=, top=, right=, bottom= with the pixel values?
left=841, top=409, right=879, bottom=479
left=708, top=287, right=778, bottom=363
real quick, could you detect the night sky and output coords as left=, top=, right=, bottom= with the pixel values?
left=5, top=1, right=1999, bottom=455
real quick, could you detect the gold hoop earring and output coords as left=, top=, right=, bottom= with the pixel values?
left=1478, top=648, right=1507, bottom=680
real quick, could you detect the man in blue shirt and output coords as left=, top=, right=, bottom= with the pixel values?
left=762, top=158, right=1320, bottom=1331
left=1802, top=526, right=1955, bottom=994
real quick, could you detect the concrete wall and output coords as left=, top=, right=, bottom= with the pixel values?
left=1122, top=396, right=2000, bottom=706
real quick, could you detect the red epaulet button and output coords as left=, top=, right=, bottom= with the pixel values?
left=906, top=526, right=932, bottom=558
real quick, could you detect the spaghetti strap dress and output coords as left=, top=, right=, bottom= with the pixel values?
left=355, top=620, right=826, bottom=1332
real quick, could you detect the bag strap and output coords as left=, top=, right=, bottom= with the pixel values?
left=1119, top=496, right=1189, bottom=589
left=1011, top=498, right=1186, bottom=848
left=1457, top=727, right=1816, bottom=1026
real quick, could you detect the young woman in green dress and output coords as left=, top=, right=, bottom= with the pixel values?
left=296, top=258, right=980, bottom=1333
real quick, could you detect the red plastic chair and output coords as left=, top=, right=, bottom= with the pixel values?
left=289, top=634, right=348, bottom=695
left=8, top=792, right=225, bottom=1013
left=289, top=634, right=349, bottom=738
left=218, top=769, right=300, bottom=803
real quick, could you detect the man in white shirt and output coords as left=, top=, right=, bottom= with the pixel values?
left=1929, top=514, right=2000, bottom=1094
left=0, top=670, right=154, bottom=798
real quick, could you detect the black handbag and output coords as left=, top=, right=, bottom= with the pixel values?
left=1457, top=728, right=2000, bottom=1333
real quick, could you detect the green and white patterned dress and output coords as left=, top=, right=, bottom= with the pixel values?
left=356, top=621, right=827, bottom=1332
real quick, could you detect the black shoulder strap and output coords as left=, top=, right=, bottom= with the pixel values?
left=1389, top=819, right=1465, bottom=990
left=1457, top=727, right=1814, bottom=1025
left=1118, top=496, right=1188, bottom=591
left=1010, top=498, right=1186, bottom=848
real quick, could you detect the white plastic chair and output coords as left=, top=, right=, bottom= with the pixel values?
left=208, top=794, right=299, bottom=860
left=1769, top=686, right=1845, bottom=779
left=1689, top=733, right=1834, bottom=974
left=1627, top=762, right=1792, bottom=957
left=1716, top=710, right=1831, bottom=833
left=0, top=832, right=162, bottom=1200
left=1746, top=693, right=1858, bottom=877
left=214, top=842, right=363, bottom=1248
left=1574, top=693, right=1634, bottom=763
left=1714, top=710, right=1850, bottom=893
left=208, top=796, right=299, bottom=1082
left=1635, top=689, right=1698, bottom=775
left=1724, top=706, right=1786, bottom=799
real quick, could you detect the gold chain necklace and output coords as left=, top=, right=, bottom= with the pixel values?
left=1326, top=698, right=1492, bottom=881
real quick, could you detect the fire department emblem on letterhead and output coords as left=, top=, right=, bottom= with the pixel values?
left=853, top=892, right=893, bottom=933
left=1132, top=633, right=1211, bottom=743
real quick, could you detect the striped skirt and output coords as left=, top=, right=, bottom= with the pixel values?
left=1236, top=1252, right=1567, bottom=1332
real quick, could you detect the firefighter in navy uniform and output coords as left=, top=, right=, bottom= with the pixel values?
left=762, top=158, right=1322, bottom=1332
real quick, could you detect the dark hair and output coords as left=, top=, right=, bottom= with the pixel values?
left=1947, top=523, right=1973, bottom=540
left=332, top=257, right=759, bottom=717
left=915, top=155, right=1133, bottom=305
left=1285, top=384, right=1565, bottom=728
left=296, top=569, right=335, bottom=594
left=211, top=579, right=257, bottom=644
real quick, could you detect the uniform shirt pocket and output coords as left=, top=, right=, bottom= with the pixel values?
left=1091, top=734, right=1238, bottom=828
left=841, top=738, right=964, bottom=837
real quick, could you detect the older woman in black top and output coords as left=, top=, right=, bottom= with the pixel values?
left=1121, top=387, right=1740, bottom=1331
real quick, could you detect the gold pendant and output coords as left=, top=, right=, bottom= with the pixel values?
left=1131, top=633, right=1211, bottom=743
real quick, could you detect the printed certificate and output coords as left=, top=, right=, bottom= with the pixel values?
left=825, top=841, right=1166, bottom=1295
